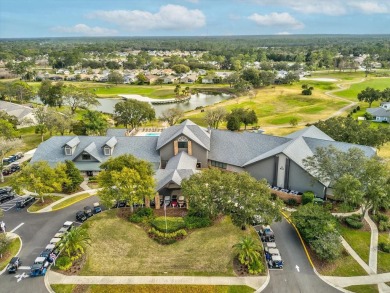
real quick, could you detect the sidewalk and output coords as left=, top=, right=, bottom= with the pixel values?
left=323, top=273, right=390, bottom=287
left=35, top=189, right=99, bottom=213
left=48, top=271, right=267, bottom=290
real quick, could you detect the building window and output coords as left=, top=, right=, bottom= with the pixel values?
left=82, top=153, right=91, bottom=160
left=211, top=160, right=227, bottom=169
left=178, top=141, right=188, bottom=148
left=196, top=162, right=202, bottom=168
left=65, top=146, right=72, bottom=156
left=104, top=147, right=111, bottom=156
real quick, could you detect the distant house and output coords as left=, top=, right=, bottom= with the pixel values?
left=163, top=75, right=179, bottom=84
left=145, top=74, right=159, bottom=84
left=366, top=102, right=390, bottom=123
left=201, top=76, right=214, bottom=84
left=0, top=100, right=37, bottom=128
left=180, top=74, right=198, bottom=84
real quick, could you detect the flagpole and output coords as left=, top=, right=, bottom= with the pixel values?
left=164, top=204, right=167, bottom=234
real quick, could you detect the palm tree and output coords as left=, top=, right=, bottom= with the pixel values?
left=60, top=227, right=91, bottom=258
left=233, top=236, right=263, bottom=273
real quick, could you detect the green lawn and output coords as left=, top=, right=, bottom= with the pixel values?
left=52, top=193, right=93, bottom=211
left=80, top=211, right=261, bottom=276
left=27, top=195, right=63, bottom=212
left=0, top=176, right=13, bottom=187
left=51, top=284, right=255, bottom=293
left=185, top=83, right=349, bottom=128
left=335, top=78, right=390, bottom=101
left=378, top=233, right=390, bottom=273
left=345, top=285, right=378, bottom=293
left=318, top=253, right=368, bottom=277
left=0, top=238, right=21, bottom=271
left=339, top=224, right=371, bottom=264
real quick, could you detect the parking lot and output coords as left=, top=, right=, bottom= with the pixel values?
left=0, top=195, right=24, bottom=212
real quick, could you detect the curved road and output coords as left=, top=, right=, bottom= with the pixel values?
left=263, top=218, right=341, bottom=293
left=0, top=196, right=99, bottom=293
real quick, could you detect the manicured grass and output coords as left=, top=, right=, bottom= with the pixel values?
left=0, top=238, right=21, bottom=271
left=311, top=71, right=366, bottom=80
left=27, top=195, right=63, bottom=212
left=378, top=233, right=390, bottom=273
left=318, top=253, right=368, bottom=277
left=345, top=285, right=378, bottom=293
left=51, top=284, right=255, bottom=293
left=0, top=176, right=13, bottom=187
left=185, top=84, right=349, bottom=128
left=339, top=224, right=371, bottom=264
left=335, top=78, right=390, bottom=101
left=81, top=211, right=260, bottom=276
left=52, top=193, right=93, bottom=211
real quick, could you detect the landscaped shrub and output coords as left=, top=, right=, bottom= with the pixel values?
left=151, top=217, right=186, bottom=233
left=129, top=207, right=154, bottom=223
left=286, top=198, right=297, bottom=206
left=302, top=192, right=315, bottom=205
left=0, top=234, right=10, bottom=255
left=345, top=215, right=364, bottom=229
left=55, top=256, right=73, bottom=270
left=379, top=221, right=390, bottom=232
left=184, top=216, right=212, bottom=229
left=372, top=213, right=389, bottom=223
left=148, top=227, right=187, bottom=244
left=378, top=241, right=390, bottom=253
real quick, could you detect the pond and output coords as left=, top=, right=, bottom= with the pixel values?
left=95, top=93, right=231, bottom=117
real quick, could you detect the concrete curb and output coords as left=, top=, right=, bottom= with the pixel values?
left=255, top=271, right=270, bottom=292
left=0, top=233, right=22, bottom=276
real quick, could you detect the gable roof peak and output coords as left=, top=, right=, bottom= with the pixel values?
left=180, top=119, right=196, bottom=126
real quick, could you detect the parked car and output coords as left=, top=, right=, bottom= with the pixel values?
left=93, top=202, right=102, bottom=214
left=178, top=195, right=185, bottom=208
left=264, top=248, right=281, bottom=261
left=15, top=196, right=35, bottom=209
left=0, top=191, right=15, bottom=203
left=76, top=211, right=87, bottom=222
left=49, top=237, right=61, bottom=246
left=7, top=257, right=22, bottom=273
left=83, top=206, right=93, bottom=217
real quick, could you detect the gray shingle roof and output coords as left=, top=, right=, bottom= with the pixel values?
left=367, top=107, right=390, bottom=117
left=31, top=136, right=160, bottom=169
left=165, top=151, right=197, bottom=170
left=0, top=100, right=34, bottom=121
left=157, top=120, right=210, bottom=150
left=104, top=137, right=118, bottom=148
left=155, top=169, right=198, bottom=191
left=106, top=129, right=128, bottom=137
left=210, top=130, right=291, bottom=167
left=81, top=142, right=102, bottom=162
left=285, top=125, right=334, bottom=141
left=64, top=137, right=80, bottom=148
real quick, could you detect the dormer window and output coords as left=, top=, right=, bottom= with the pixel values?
left=65, top=146, right=72, bottom=156
left=104, top=146, right=111, bottom=156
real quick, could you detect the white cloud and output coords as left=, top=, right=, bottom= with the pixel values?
left=251, top=0, right=390, bottom=15
left=87, top=5, right=206, bottom=31
left=348, top=1, right=388, bottom=14
left=51, top=24, right=117, bottom=36
left=276, top=31, right=292, bottom=35
left=185, top=0, right=199, bottom=3
left=248, top=12, right=304, bottom=29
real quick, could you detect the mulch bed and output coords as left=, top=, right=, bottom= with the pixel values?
left=72, top=284, right=90, bottom=293
left=233, top=257, right=250, bottom=276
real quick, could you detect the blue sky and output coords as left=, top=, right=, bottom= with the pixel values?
left=1, top=0, right=390, bottom=38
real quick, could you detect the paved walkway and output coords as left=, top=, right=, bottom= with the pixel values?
left=340, top=236, right=374, bottom=274
left=35, top=189, right=99, bottom=213
left=323, top=273, right=390, bottom=288
left=80, top=177, right=91, bottom=191
left=364, top=212, right=379, bottom=274
left=48, top=271, right=267, bottom=290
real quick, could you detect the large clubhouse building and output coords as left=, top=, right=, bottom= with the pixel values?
left=31, top=120, right=376, bottom=199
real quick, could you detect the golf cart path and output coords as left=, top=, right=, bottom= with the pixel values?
left=47, top=271, right=267, bottom=290
left=32, top=189, right=99, bottom=213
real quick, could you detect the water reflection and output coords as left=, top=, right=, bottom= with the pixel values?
left=95, top=93, right=231, bottom=117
